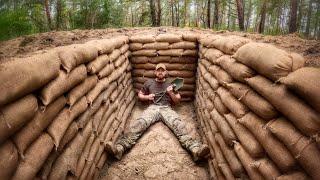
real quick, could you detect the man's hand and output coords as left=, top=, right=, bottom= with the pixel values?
left=166, top=85, right=174, bottom=93
left=147, top=94, right=155, bottom=101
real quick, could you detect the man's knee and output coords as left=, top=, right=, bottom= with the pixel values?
left=130, top=117, right=148, bottom=133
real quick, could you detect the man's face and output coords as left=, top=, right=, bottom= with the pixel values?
left=155, top=68, right=166, bottom=80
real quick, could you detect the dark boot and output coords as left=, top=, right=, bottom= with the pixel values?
left=191, top=144, right=210, bottom=162
left=105, top=141, right=125, bottom=160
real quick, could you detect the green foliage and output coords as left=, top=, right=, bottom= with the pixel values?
left=0, top=8, right=33, bottom=41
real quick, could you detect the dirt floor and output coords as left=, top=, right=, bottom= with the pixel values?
left=0, top=27, right=319, bottom=66
left=99, top=102, right=209, bottom=180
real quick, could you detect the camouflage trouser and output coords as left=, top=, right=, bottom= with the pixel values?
left=116, top=104, right=201, bottom=152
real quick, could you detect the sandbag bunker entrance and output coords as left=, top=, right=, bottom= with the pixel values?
left=0, top=29, right=320, bottom=180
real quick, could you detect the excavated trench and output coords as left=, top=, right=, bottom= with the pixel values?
left=0, top=28, right=319, bottom=180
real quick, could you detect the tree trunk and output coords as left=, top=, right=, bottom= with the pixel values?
left=258, top=0, right=267, bottom=33
left=149, top=0, right=156, bottom=26
left=156, top=0, right=161, bottom=26
left=305, top=0, right=313, bottom=37
left=56, top=0, right=62, bottom=30
left=207, top=0, right=211, bottom=28
left=171, top=0, right=175, bottom=26
left=44, top=0, right=52, bottom=30
left=245, top=0, right=252, bottom=30
left=235, top=0, right=245, bottom=31
left=289, top=0, right=298, bottom=33
left=214, top=0, right=219, bottom=28
left=184, top=0, right=187, bottom=26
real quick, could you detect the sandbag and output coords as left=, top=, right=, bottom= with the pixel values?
left=225, top=82, right=278, bottom=120
left=217, top=87, right=248, bottom=118
left=182, top=32, right=199, bottom=42
left=75, top=134, right=95, bottom=177
left=114, top=55, right=126, bottom=68
left=203, top=72, right=219, bottom=90
left=109, top=49, right=121, bottom=63
left=12, top=133, right=54, bottom=180
left=98, top=63, right=115, bottom=79
left=129, top=43, right=143, bottom=51
left=215, top=133, right=244, bottom=177
left=210, top=109, right=237, bottom=146
left=66, top=75, right=98, bottom=106
left=86, top=77, right=111, bottom=104
left=130, top=34, right=155, bottom=43
left=246, top=75, right=320, bottom=137
left=168, top=70, right=194, bottom=78
left=143, top=42, right=169, bottom=50
left=211, top=35, right=251, bottom=54
left=157, top=49, right=184, bottom=56
left=275, top=171, right=309, bottom=180
left=0, top=140, right=19, bottom=179
left=182, top=49, right=198, bottom=57
left=13, top=96, right=65, bottom=157
left=251, top=158, right=281, bottom=180
left=0, top=52, right=60, bottom=106
left=216, top=55, right=255, bottom=83
left=234, top=141, right=264, bottom=180
left=169, top=41, right=196, bottom=49
left=86, top=54, right=110, bottom=74
left=120, top=44, right=129, bottom=54
left=58, top=44, right=98, bottom=72
left=92, top=103, right=109, bottom=133
left=58, top=121, right=79, bottom=152
left=132, top=49, right=157, bottom=56
left=169, top=56, right=197, bottom=64
left=239, top=113, right=296, bottom=172
left=224, top=113, right=264, bottom=158
left=208, top=65, right=233, bottom=85
left=199, top=35, right=222, bottom=47
left=267, top=117, right=320, bottom=179
left=85, top=39, right=114, bottom=55
left=40, top=65, right=87, bottom=105
left=200, top=58, right=212, bottom=68
left=48, top=97, right=88, bottom=147
left=279, top=67, right=320, bottom=112
left=234, top=42, right=305, bottom=81
left=214, top=95, right=230, bottom=115
left=0, top=94, right=38, bottom=144
left=156, top=33, right=182, bottom=43
left=130, top=56, right=149, bottom=64
left=204, top=48, right=224, bottom=64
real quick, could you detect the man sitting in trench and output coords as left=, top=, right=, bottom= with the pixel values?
left=106, top=63, right=209, bottom=161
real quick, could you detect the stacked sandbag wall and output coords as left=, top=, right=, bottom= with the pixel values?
left=0, top=35, right=136, bottom=180
left=129, top=32, right=199, bottom=101
left=195, top=34, right=320, bottom=180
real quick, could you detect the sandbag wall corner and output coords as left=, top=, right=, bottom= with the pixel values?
left=0, top=35, right=136, bottom=180
left=195, top=34, right=320, bottom=180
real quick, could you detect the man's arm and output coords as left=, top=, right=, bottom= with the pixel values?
left=138, top=90, right=155, bottom=101
left=166, top=85, right=181, bottom=105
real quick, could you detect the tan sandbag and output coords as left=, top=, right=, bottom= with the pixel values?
left=169, top=41, right=196, bottom=49
left=157, top=49, right=184, bottom=56
left=200, top=58, right=212, bottom=68
left=156, top=33, right=182, bottom=43
left=0, top=52, right=60, bottom=106
left=225, top=82, right=278, bottom=120
left=98, top=63, right=115, bottom=79
left=58, top=122, right=79, bottom=152
left=239, top=113, right=296, bottom=172
left=208, top=160, right=218, bottom=180
left=129, top=43, right=143, bottom=51
left=112, top=35, right=129, bottom=48
left=234, top=141, right=264, bottom=180
left=132, top=69, right=154, bottom=78
left=182, top=32, right=199, bottom=42
left=114, top=55, right=126, bottom=68
left=199, top=35, right=222, bottom=47
left=48, top=97, right=88, bottom=147
left=75, top=134, right=95, bottom=177
left=13, top=96, right=65, bottom=157
left=216, top=55, right=255, bottom=83
left=205, top=98, right=214, bottom=112
left=85, top=39, right=114, bottom=55
left=49, top=121, right=92, bottom=179
left=169, top=56, right=197, bottom=64
left=38, top=150, right=60, bottom=180
left=211, top=35, right=251, bottom=55
left=58, top=44, right=98, bottom=72
left=108, top=49, right=121, bottom=63
left=208, top=65, right=233, bottom=85
left=246, top=75, right=320, bottom=137
left=234, top=42, right=305, bottom=81
left=143, top=42, right=169, bottom=50
left=86, top=77, right=111, bottom=104
left=224, top=113, right=264, bottom=158
left=0, top=140, right=19, bottom=179
left=251, top=158, right=281, bottom=180
left=279, top=67, right=320, bottom=112
left=40, top=65, right=87, bottom=105
left=12, top=133, right=54, bottom=180
left=214, top=95, right=230, bottom=115
left=168, top=70, right=194, bottom=78
left=86, top=54, right=109, bottom=74
left=130, top=56, right=149, bottom=64
left=275, top=171, right=309, bottom=180
left=120, top=44, right=129, bottom=54
left=203, top=72, right=219, bottom=90
left=0, top=94, right=38, bottom=144
left=204, top=48, right=224, bottom=64
left=130, top=34, right=155, bottom=43
left=217, top=87, right=248, bottom=118
left=215, top=133, right=245, bottom=177
left=210, top=109, right=237, bottom=146
left=66, top=75, right=98, bottom=106
left=183, top=49, right=198, bottom=57
left=132, top=49, right=157, bottom=56
left=92, top=103, right=109, bottom=133
left=267, top=117, right=320, bottom=179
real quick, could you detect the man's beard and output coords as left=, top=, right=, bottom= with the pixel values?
left=156, top=74, right=165, bottom=81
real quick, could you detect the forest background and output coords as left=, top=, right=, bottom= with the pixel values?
left=0, top=0, right=319, bottom=41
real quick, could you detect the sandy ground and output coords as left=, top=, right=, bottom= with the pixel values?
left=0, top=27, right=319, bottom=66
left=99, top=102, right=209, bottom=180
